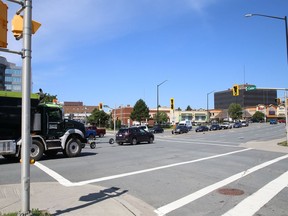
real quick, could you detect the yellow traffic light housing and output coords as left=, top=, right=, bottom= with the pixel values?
left=275, top=98, right=281, bottom=105
left=99, top=102, right=103, bottom=110
left=232, top=84, right=239, bottom=96
left=170, top=98, right=174, bottom=110
left=11, top=15, right=41, bottom=38
left=0, top=0, right=8, bottom=48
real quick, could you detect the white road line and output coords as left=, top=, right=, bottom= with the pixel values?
left=34, top=148, right=251, bottom=187
left=34, top=162, right=74, bottom=186
left=156, top=138, right=242, bottom=148
left=154, top=154, right=288, bottom=216
left=221, top=170, right=288, bottom=216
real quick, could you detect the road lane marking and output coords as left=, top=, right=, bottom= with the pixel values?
left=154, top=154, right=288, bottom=216
left=34, top=148, right=251, bottom=187
left=157, top=138, right=243, bottom=148
left=221, top=170, right=288, bottom=216
left=34, top=162, right=74, bottom=186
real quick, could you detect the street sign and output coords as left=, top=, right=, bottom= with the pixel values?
left=245, top=85, right=256, bottom=91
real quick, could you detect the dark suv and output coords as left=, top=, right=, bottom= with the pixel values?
left=116, top=127, right=154, bottom=145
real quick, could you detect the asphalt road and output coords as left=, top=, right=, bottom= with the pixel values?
left=1, top=123, right=287, bottom=216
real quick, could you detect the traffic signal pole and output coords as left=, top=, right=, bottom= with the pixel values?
left=21, top=0, right=33, bottom=215
left=0, top=0, right=39, bottom=215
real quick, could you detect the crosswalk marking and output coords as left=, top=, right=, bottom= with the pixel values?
left=155, top=154, right=288, bottom=216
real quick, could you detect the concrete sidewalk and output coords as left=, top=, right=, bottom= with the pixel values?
left=240, top=138, right=288, bottom=153
left=0, top=182, right=157, bottom=216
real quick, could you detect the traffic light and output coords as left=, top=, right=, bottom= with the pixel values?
left=99, top=102, right=103, bottom=110
left=170, top=98, right=174, bottom=110
left=275, top=98, right=281, bottom=105
left=232, top=84, right=239, bottom=96
left=11, top=15, right=41, bottom=38
left=0, top=0, right=8, bottom=48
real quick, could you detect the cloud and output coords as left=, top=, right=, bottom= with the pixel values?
left=4, top=0, right=217, bottom=66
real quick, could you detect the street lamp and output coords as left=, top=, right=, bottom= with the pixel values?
left=103, top=104, right=116, bottom=136
left=245, top=13, right=288, bottom=64
left=245, top=13, right=288, bottom=143
left=206, top=90, right=215, bottom=123
left=157, top=80, right=168, bottom=125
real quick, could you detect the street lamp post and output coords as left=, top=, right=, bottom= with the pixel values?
left=245, top=13, right=288, bottom=64
left=245, top=13, right=288, bottom=142
left=206, top=90, right=215, bottom=123
left=157, top=80, right=168, bottom=125
left=103, top=104, right=116, bottom=136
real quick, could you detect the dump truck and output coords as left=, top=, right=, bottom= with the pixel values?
left=0, top=90, right=88, bottom=161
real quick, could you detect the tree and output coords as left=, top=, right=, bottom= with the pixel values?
left=177, top=107, right=182, bottom=111
left=228, top=103, right=242, bottom=120
left=87, top=109, right=109, bottom=127
left=252, top=111, right=265, bottom=122
left=154, top=111, right=169, bottom=124
left=186, top=105, right=192, bottom=111
left=130, top=99, right=150, bottom=123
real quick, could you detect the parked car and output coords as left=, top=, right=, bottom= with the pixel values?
left=209, top=124, right=221, bottom=131
left=172, top=125, right=189, bottom=134
left=178, top=120, right=193, bottom=131
left=116, top=127, right=154, bottom=145
left=149, top=125, right=164, bottom=133
left=270, top=119, right=277, bottom=125
left=233, top=122, right=242, bottom=128
left=278, top=119, right=286, bottom=123
left=195, top=125, right=209, bottom=132
left=241, top=121, right=249, bottom=127
left=220, top=122, right=232, bottom=129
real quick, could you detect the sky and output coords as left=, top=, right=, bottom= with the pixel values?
left=2, top=0, right=288, bottom=110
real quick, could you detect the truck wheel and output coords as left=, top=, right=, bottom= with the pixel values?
left=148, top=137, right=154, bottom=144
left=30, top=140, right=44, bottom=161
left=65, top=138, right=81, bottom=157
left=99, top=133, right=104, bottom=138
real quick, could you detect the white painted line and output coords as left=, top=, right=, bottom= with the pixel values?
left=73, top=148, right=251, bottom=186
left=221, top=170, right=288, bottom=216
left=35, top=148, right=251, bottom=187
left=34, top=162, right=74, bottom=186
left=154, top=154, right=288, bottom=216
left=157, top=138, right=242, bottom=148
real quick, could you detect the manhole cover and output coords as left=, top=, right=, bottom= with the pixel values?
left=218, top=188, right=244, bottom=196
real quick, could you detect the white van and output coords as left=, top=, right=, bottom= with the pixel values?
left=179, top=120, right=192, bottom=131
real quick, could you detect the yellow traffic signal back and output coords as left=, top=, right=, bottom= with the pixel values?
left=232, top=85, right=239, bottom=96
left=99, top=102, right=103, bottom=110
left=0, top=0, right=8, bottom=48
left=11, top=15, right=41, bottom=38
left=170, top=98, right=174, bottom=110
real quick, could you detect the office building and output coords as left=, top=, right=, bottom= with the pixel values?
left=214, top=84, right=277, bottom=109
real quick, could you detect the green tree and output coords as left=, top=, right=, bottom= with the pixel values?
left=177, top=107, right=182, bottom=111
left=87, top=109, right=109, bottom=127
left=130, top=99, right=150, bottom=123
left=252, top=111, right=265, bottom=122
left=228, top=103, right=242, bottom=120
left=154, top=111, right=169, bottom=124
left=186, top=105, right=192, bottom=111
